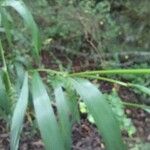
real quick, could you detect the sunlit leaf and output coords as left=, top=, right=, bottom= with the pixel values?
left=72, top=78, right=126, bottom=150
left=10, top=73, right=28, bottom=150
left=31, top=72, right=65, bottom=150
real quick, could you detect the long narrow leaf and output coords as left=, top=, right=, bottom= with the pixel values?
left=130, top=84, right=150, bottom=96
left=31, top=72, right=65, bottom=150
left=10, top=73, right=28, bottom=150
left=54, top=86, right=72, bottom=150
left=2, top=0, right=41, bottom=56
left=72, top=78, right=126, bottom=150
left=66, top=89, right=80, bottom=124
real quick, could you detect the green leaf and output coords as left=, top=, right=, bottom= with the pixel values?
left=54, top=86, right=72, bottom=150
left=0, top=8, right=12, bottom=46
left=14, top=63, right=25, bottom=91
left=31, top=72, right=65, bottom=150
left=144, top=108, right=150, bottom=113
left=64, top=79, right=80, bottom=124
left=79, top=101, right=87, bottom=113
left=131, top=143, right=150, bottom=150
left=130, top=84, right=150, bottom=96
left=65, top=82, right=80, bottom=124
left=10, top=73, right=28, bottom=150
left=72, top=78, right=126, bottom=150
left=2, top=0, right=41, bottom=56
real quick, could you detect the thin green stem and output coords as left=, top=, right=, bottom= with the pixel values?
left=0, top=40, right=12, bottom=91
left=0, top=41, right=7, bottom=70
left=70, top=69, right=150, bottom=77
left=29, top=68, right=67, bottom=76
left=78, top=75, right=129, bottom=87
left=77, top=75, right=150, bottom=110
left=122, top=101, right=150, bottom=110
left=78, top=75, right=150, bottom=102
left=29, top=68, right=150, bottom=78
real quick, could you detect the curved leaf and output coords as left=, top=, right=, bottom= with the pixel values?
left=31, top=72, right=65, bottom=150
left=54, top=86, right=72, bottom=150
left=10, top=73, right=28, bottom=150
left=2, top=0, right=41, bottom=56
left=72, top=78, right=126, bottom=150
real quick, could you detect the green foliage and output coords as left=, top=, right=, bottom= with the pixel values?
left=79, top=90, right=136, bottom=137
left=10, top=73, right=28, bottom=150
left=0, top=0, right=150, bottom=150
left=72, top=78, right=125, bottom=150
left=31, top=72, right=65, bottom=150
left=1, top=0, right=41, bottom=57
left=54, top=86, right=72, bottom=150
left=111, top=0, right=150, bottom=51
left=131, top=142, right=150, bottom=150
left=0, top=72, right=10, bottom=117
left=44, top=0, right=119, bottom=54
left=105, top=90, right=136, bottom=136
left=26, top=0, right=150, bottom=61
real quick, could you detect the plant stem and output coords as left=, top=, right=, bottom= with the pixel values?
left=122, top=101, right=150, bottom=110
left=29, top=68, right=67, bottom=76
left=0, top=41, right=7, bottom=70
left=0, top=40, right=12, bottom=92
left=70, top=69, right=150, bottom=77
left=29, top=68, right=150, bottom=77
left=78, top=75, right=129, bottom=87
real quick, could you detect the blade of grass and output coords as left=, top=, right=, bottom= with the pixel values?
left=0, top=40, right=12, bottom=93
left=66, top=88, right=80, bottom=124
left=10, top=73, right=28, bottom=150
left=54, top=86, right=72, bottom=150
left=0, top=8, right=12, bottom=46
left=31, top=72, right=65, bottom=150
left=72, top=78, right=126, bottom=150
left=2, top=0, right=41, bottom=56
left=129, top=84, right=150, bottom=96
left=70, top=69, right=150, bottom=77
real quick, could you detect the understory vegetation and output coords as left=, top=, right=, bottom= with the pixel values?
left=0, top=0, right=150, bottom=150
